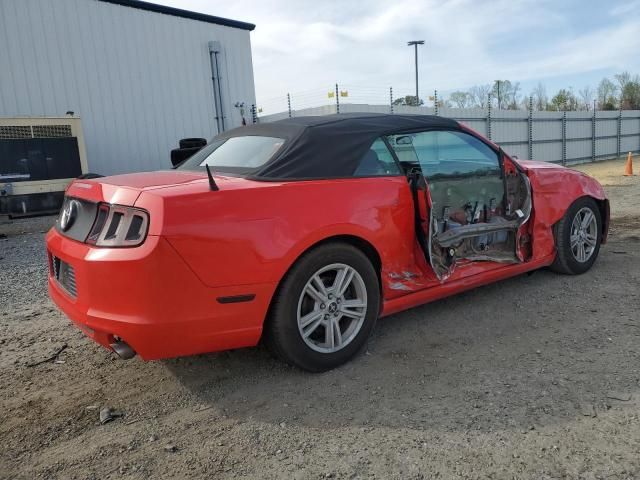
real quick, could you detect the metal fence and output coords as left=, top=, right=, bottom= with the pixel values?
left=250, top=87, right=640, bottom=165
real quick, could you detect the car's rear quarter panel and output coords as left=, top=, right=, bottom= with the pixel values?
left=137, top=176, right=424, bottom=301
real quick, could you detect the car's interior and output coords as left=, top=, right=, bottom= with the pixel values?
left=379, top=129, right=532, bottom=279
left=352, top=150, right=388, bottom=176
left=353, top=138, right=401, bottom=176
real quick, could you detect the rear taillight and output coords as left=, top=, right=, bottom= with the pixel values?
left=86, top=203, right=149, bottom=247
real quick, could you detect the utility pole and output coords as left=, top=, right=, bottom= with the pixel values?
left=407, top=40, right=424, bottom=106
left=495, top=80, right=502, bottom=110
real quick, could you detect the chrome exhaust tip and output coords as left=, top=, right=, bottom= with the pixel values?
left=110, top=341, right=136, bottom=360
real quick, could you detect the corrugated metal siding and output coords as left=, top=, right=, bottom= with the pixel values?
left=565, top=115, right=591, bottom=138
left=492, top=118, right=527, bottom=144
left=621, top=136, right=639, bottom=153
left=533, top=114, right=562, bottom=141
left=505, top=143, right=528, bottom=160
left=0, top=0, right=256, bottom=175
left=565, top=139, right=590, bottom=161
left=533, top=142, right=562, bottom=162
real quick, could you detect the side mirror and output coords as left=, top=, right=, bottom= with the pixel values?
left=395, top=135, right=413, bottom=145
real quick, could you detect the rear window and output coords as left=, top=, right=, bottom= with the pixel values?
left=178, top=136, right=285, bottom=174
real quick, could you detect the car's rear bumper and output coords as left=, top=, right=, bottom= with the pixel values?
left=46, top=229, right=276, bottom=360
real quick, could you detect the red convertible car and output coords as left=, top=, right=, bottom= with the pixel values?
left=46, top=114, right=609, bottom=371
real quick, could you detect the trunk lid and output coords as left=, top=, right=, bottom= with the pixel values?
left=63, top=170, right=283, bottom=238
left=65, top=170, right=208, bottom=204
left=65, top=170, right=277, bottom=205
left=96, top=170, right=206, bottom=190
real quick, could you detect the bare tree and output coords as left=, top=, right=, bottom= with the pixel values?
left=508, top=81, right=521, bottom=109
left=489, top=80, right=522, bottom=109
left=620, top=73, right=640, bottom=109
left=531, top=82, right=548, bottom=111
left=578, top=86, right=594, bottom=110
left=597, top=78, right=618, bottom=109
left=491, top=80, right=512, bottom=109
left=449, top=91, right=471, bottom=108
left=614, top=71, right=632, bottom=94
left=621, top=77, right=640, bottom=109
left=468, top=84, right=491, bottom=108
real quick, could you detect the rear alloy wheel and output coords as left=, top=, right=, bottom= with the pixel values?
left=297, top=263, right=368, bottom=354
left=551, top=197, right=602, bottom=275
left=266, top=243, right=379, bottom=372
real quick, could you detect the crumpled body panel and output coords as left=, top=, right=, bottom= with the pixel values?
left=517, top=160, right=609, bottom=260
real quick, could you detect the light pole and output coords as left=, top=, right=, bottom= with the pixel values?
left=407, top=40, right=424, bottom=106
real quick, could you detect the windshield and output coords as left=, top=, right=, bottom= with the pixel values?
left=178, top=136, right=285, bottom=174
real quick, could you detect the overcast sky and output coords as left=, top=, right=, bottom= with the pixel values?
left=155, top=0, right=640, bottom=106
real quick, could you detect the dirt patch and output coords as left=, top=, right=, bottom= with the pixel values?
left=1, top=164, right=639, bottom=479
left=573, top=157, right=640, bottom=220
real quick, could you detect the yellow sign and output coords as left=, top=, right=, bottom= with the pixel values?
left=340, top=91, right=349, bottom=97
left=328, top=91, right=335, bottom=98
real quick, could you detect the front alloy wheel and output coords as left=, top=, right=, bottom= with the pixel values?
left=551, top=197, right=602, bottom=275
left=266, top=243, right=380, bottom=372
left=570, top=207, right=598, bottom=263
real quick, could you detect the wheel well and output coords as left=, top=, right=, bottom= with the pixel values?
left=260, top=235, right=383, bottom=343
left=308, top=235, right=382, bottom=274
left=290, top=235, right=383, bottom=292
left=553, top=195, right=610, bottom=243
left=592, top=197, right=610, bottom=242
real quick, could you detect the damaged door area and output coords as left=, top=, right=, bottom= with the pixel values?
left=392, top=130, right=531, bottom=281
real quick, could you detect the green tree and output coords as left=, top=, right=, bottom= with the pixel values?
left=548, top=89, right=579, bottom=111
left=621, top=80, right=640, bottom=109
left=392, top=95, right=424, bottom=106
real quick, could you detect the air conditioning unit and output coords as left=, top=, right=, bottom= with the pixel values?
left=0, top=117, right=88, bottom=217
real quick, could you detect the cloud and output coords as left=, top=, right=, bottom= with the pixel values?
left=156, top=0, right=640, bottom=105
left=610, top=0, right=640, bottom=17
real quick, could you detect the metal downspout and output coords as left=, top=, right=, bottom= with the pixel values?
left=208, top=41, right=225, bottom=133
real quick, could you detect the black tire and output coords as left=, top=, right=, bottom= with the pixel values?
left=551, top=197, right=602, bottom=275
left=265, top=243, right=380, bottom=372
left=77, top=173, right=103, bottom=179
left=179, top=137, right=207, bottom=149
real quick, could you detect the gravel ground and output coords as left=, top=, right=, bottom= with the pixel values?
left=1, top=158, right=639, bottom=479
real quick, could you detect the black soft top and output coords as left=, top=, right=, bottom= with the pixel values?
left=217, top=113, right=461, bottom=180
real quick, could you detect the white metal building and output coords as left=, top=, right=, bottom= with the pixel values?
left=0, top=0, right=256, bottom=175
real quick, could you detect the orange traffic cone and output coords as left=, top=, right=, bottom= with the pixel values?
left=624, top=152, right=634, bottom=176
